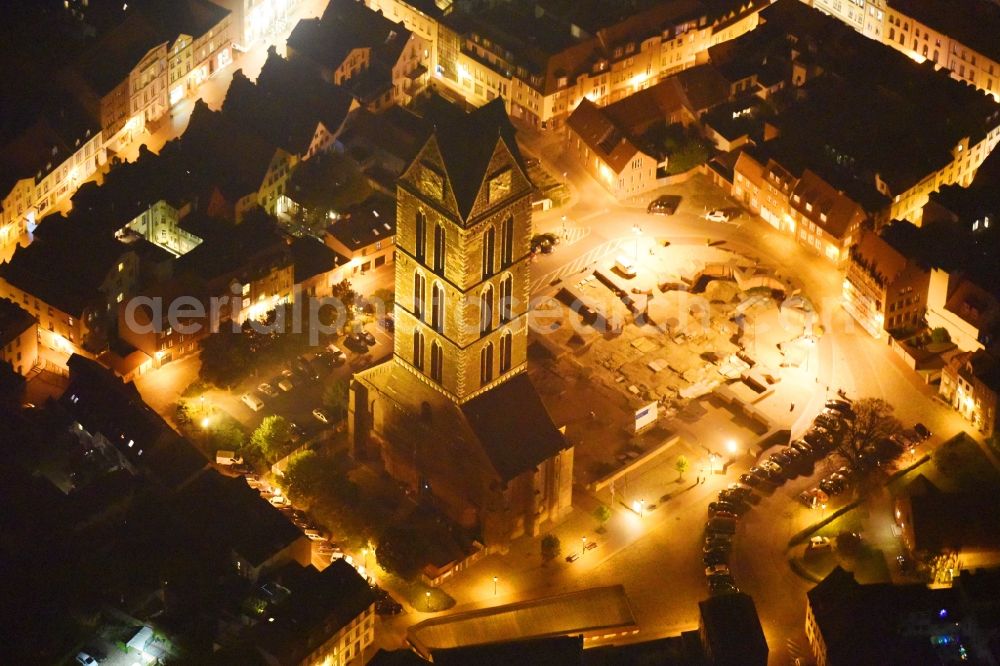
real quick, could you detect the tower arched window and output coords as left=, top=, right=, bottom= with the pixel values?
left=480, top=341, right=494, bottom=384
left=499, top=274, right=513, bottom=323
left=415, top=210, right=427, bottom=262
left=433, top=223, right=445, bottom=273
left=500, top=215, right=514, bottom=267
left=500, top=330, right=513, bottom=373
left=430, top=341, right=443, bottom=383
left=480, top=284, right=494, bottom=334
left=412, top=329, right=425, bottom=370
left=481, top=226, right=495, bottom=279
left=413, top=272, right=426, bottom=320
left=431, top=282, right=444, bottom=332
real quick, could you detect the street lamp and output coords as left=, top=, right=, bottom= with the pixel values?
left=200, top=416, right=210, bottom=429
left=581, top=536, right=587, bottom=555
left=726, top=439, right=738, bottom=456
left=493, top=575, right=498, bottom=595
left=425, top=591, right=431, bottom=610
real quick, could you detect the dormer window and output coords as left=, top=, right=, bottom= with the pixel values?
left=805, top=202, right=813, bottom=212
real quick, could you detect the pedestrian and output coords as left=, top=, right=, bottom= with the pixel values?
left=790, top=402, right=795, bottom=412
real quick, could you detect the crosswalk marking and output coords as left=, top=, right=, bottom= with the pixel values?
left=531, top=238, right=628, bottom=294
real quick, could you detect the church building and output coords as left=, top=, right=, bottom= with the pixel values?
left=348, top=97, right=573, bottom=548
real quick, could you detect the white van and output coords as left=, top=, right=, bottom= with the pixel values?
left=614, top=255, right=637, bottom=278
left=241, top=393, right=264, bottom=412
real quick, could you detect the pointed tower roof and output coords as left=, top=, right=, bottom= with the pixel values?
left=421, top=96, right=529, bottom=221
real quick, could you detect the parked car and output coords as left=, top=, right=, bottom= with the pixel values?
left=825, top=399, right=852, bottom=412
left=704, top=541, right=732, bottom=555
left=706, top=517, right=737, bottom=534
left=303, top=529, right=328, bottom=542
left=791, top=440, right=815, bottom=456
left=269, top=495, right=290, bottom=508
left=647, top=194, right=681, bottom=215
left=819, top=477, right=846, bottom=496
left=708, top=501, right=739, bottom=515
left=75, top=653, right=98, bottom=666
left=257, top=383, right=279, bottom=398
left=277, top=378, right=294, bottom=392
left=807, top=536, right=832, bottom=551
left=705, top=563, right=730, bottom=576
left=798, top=488, right=830, bottom=508
left=360, top=330, right=376, bottom=346
left=327, top=344, right=347, bottom=363
left=740, top=472, right=768, bottom=487
left=379, top=315, right=395, bottom=332
left=719, top=488, right=753, bottom=503
left=241, top=393, right=265, bottom=411
left=914, top=423, right=931, bottom=440
left=704, top=551, right=729, bottom=566
left=312, top=408, right=331, bottom=425
left=705, top=209, right=732, bottom=223
left=344, top=334, right=368, bottom=353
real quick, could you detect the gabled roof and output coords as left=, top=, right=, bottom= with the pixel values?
left=461, top=372, right=568, bottom=482
left=567, top=97, right=644, bottom=175
left=419, top=96, right=528, bottom=221
left=224, top=49, right=354, bottom=155
left=288, top=0, right=412, bottom=75
left=789, top=170, right=866, bottom=240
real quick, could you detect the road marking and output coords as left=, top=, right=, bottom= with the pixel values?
left=531, top=238, right=629, bottom=293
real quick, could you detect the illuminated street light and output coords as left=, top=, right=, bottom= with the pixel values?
left=425, top=591, right=431, bottom=611
left=493, top=575, right=498, bottom=595
left=200, top=416, right=210, bottom=429
left=726, top=439, right=738, bottom=455
left=581, top=536, right=587, bottom=555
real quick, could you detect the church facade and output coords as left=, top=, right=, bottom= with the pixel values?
left=349, top=97, right=573, bottom=548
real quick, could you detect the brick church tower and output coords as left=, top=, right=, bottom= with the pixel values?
left=349, top=97, right=573, bottom=548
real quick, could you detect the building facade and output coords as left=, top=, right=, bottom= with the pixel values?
left=0, top=298, right=39, bottom=377
left=940, top=349, right=999, bottom=437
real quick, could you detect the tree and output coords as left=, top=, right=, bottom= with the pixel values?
left=323, top=378, right=351, bottom=421
left=250, top=415, right=292, bottom=461
left=675, top=455, right=689, bottom=480
left=930, top=327, right=951, bottom=344
left=198, top=330, right=252, bottom=387
left=834, top=397, right=902, bottom=473
left=593, top=504, right=611, bottom=532
left=541, top=534, right=561, bottom=564
left=208, top=421, right=246, bottom=452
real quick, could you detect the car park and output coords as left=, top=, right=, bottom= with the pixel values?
left=257, top=383, right=279, bottom=398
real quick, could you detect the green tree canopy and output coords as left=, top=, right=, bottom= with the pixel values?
left=675, top=455, right=689, bottom=478
left=593, top=504, right=611, bottom=528
left=323, top=378, right=351, bottom=421
left=250, top=415, right=292, bottom=461
left=198, top=330, right=252, bottom=387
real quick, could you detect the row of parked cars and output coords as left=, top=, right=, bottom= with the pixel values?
left=703, top=482, right=757, bottom=596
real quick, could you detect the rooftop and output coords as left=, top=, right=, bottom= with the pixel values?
left=0, top=297, right=36, bottom=348
left=407, top=585, right=636, bottom=655
left=325, top=193, right=397, bottom=252
left=698, top=593, right=768, bottom=665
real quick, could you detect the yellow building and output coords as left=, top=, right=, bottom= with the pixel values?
left=366, top=0, right=767, bottom=129
left=0, top=298, right=39, bottom=377
left=350, top=97, right=573, bottom=548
